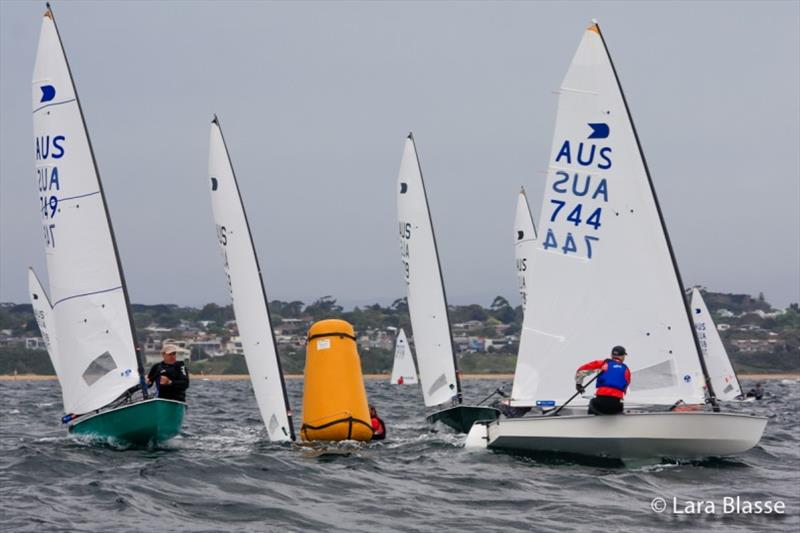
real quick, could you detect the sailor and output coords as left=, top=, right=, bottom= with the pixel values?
left=745, top=382, right=764, bottom=400
left=575, top=345, right=631, bottom=415
left=147, top=344, right=190, bottom=402
left=369, top=404, right=386, bottom=440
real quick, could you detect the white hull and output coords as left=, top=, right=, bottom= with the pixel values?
left=470, top=412, right=767, bottom=459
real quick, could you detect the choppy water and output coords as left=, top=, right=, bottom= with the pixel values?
left=1, top=378, right=798, bottom=532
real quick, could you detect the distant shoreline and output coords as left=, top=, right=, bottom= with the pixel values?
left=1, top=373, right=797, bottom=382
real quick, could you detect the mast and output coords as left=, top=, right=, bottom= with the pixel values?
left=212, top=115, right=296, bottom=440
left=592, top=21, right=719, bottom=410
left=46, top=3, right=148, bottom=398
left=408, top=132, right=463, bottom=404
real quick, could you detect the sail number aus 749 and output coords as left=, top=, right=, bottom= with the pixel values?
left=34, top=135, right=65, bottom=249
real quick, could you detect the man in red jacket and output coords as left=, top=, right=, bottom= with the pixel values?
left=575, top=345, right=631, bottom=415
left=369, top=405, right=386, bottom=441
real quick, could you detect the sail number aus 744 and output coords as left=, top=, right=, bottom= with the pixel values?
left=541, top=166, right=608, bottom=260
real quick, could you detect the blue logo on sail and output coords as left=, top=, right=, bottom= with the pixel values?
left=587, top=123, right=609, bottom=139
left=40, top=85, right=56, bottom=103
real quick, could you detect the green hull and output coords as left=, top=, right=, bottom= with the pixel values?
left=426, top=405, right=500, bottom=433
left=69, top=398, right=185, bottom=446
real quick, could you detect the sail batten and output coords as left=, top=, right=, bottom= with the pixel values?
left=510, top=23, right=706, bottom=408
left=207, top=118, right=295, bottom=442
left=397, top=136, right=460, bottom=407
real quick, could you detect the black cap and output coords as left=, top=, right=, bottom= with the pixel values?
left=611, top=345, right=627, bottom=356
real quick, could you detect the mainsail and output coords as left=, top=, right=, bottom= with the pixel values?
left=390, top=328, right=419, bottom=384
left=207, top=117, right=295, bottom=442
left=514, top=187, right=538, bottom=312
left=397, top=134, right=460, bottom=407
left=510, top=22, right=708, bottom=407
left=691, top=288, right=742, bottom=401
left=31, top=6, right=142, bottom=415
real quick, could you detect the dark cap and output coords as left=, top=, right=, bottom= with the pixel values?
left=611, top=345, right=627, bottom=356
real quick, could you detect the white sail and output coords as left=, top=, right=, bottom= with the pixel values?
left=510, top=23, right=706, bottom=407
left=691, top=289, right=742, bottom=401
left=207, top=118, right=294, bottom=442
left=397, top=135, right=459, bottom=407
left=27, top=268, right=62, bottom=381
left=390, top=328, right=419, bottom=384
left=31, top=8, right=140, bottom=415
left=514, top=188, right=538, bottom=311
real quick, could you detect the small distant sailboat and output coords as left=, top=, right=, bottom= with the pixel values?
left=514, top=187, right=538, bottom=312
left=207, top=117, right=295, bottom=442
left=467, top=22, right=765, bottom=459
left=690, top=288, right=744, bottom=402
left=390, top=328, right=418, bottom=385
left=29, top=5, right=184, bottom=445
left=397, top=134, right=499, bottom=432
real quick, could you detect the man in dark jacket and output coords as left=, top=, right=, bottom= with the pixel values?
left=147, top=344, right=189, bottom=402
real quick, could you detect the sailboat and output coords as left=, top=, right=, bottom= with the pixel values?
left=489, top=189, right=539, bottom=419
left=29, top=5, right=184, bottom=445
left=397, top=134, right=499, bottom=432
left=514, top=187, right=538, bottom=312
left=690, top=288, right=744, bottom=402
left=466, top=22, right=766, bottom=459
left=389, top=328, right=418, bottom=385
left=207, top=117, right=295, bottom=442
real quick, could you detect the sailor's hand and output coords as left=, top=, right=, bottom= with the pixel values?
left=159, top=376, right=172, bottom=385
left=575, top=384, right=586, bottom=394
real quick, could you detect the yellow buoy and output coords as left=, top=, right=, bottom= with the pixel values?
left=301, top=319, right=373, bottom=442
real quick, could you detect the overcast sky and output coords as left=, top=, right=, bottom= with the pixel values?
left=1, top=1, right=798, bottom=309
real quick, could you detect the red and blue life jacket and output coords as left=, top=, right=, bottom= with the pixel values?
left=596, top=359, right=629, bottom=395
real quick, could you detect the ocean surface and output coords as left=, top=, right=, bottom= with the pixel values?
left=1, top=377, right=798, bottom=532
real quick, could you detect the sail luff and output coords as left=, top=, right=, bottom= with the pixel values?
left=592, top=22, right=719, bottom=408
left=208, top=117, right=295, bottom=442
left=397, top=134, right=460, bottom=407
left=390, top=328, right=419, bottom=384
left=45, top=5, right=146, bottom=395
left=408, top=134, right=462, bottom=403
left=514, top=187, right=538, bottom=311
left=511, top=23, right=707, bottom=407
left=28, top=267, right=61, bottom=378
left=33, top=6, right=144, bottom=414
left=690, top=288, right=743, bottom=401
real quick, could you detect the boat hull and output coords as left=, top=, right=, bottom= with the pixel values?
left=480, top=412, right=766, bottom=459
left=427, top=405, right=500, bottom=433
left=69, top=398, right=185, bottom=446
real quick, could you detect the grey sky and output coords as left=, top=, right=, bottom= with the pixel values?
left=1, top=1, right=798, bottom=309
